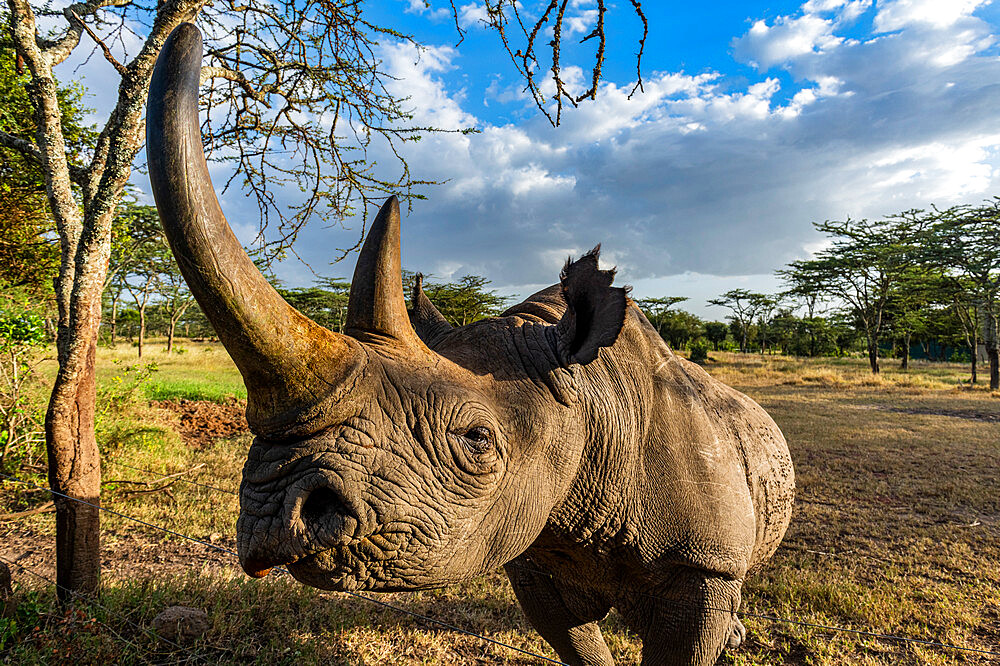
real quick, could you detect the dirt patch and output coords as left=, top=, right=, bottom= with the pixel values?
left=858, top=404, right=1000, bottom=422
left=153, top=398, right=249, bottom=449
left=1, top=526, right=238, bottom=583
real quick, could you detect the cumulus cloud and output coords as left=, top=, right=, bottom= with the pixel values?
left=354, top=0, right=1000, bottom=292
left=874, top=0, right=990, bottom=32
left=733, top=14, right=843, bottom=69
left=403, top=0, right=452, bottom=21
left=104, top=1, right=1000, bottom=305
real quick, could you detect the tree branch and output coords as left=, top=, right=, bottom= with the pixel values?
left=200, top=66, right=272, bottom=104
left=69, top=9, right=128, bottom=75
left=0, top=131, right=88, bottom=188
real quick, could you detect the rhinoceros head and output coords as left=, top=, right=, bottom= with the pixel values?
left=147, top=24, right=628, bottom=591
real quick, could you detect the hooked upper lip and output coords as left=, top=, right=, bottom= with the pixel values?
left=242, top=531, right=405, bottom=580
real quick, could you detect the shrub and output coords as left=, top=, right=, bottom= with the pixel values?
left=0, top=299, right=48, bottom=471
left=689, top=338, right=711, bottom=364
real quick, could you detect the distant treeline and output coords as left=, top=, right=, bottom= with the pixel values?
left=693, top=201, right=1000, bottom=387
left=4, top=198, right=998, bottom=391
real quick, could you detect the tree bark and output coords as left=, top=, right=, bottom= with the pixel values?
left=7, top=0, right=207, bottom=603
left=989, top=341, right=999, bottom=390
left=8, top=0, right=104, bottom=600
left=46, top=335, right=102, bottom=600
left=900, top=333, right=910, bottom=370
left=110, top=294, right=118, bottom=346
left=137, top=306, right=145, bottom=358
left=970, top=343, right=977, bottom=384
left=867, top=338, right=880, bottom=374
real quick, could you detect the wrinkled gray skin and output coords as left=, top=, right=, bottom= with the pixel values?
left=147, top=24, right=794, bottom=666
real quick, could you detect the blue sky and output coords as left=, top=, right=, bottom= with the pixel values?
left=59, top=0, right=1000, bottom=318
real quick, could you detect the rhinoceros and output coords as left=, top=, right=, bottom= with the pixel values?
left=146, top=23, right=795, bottom=666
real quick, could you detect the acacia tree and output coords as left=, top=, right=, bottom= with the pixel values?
left=780, top=212, right=928, bottom=374
left=707, top=289, right=772, bottom=353
left=420, top=274, right=508, bottom=326
left=703, top=321, right=728, bottom=351
left=752, top=294, right=779, bottom=355
left=3, top=0, right=649, bottom=597
left=106, top=203, right=164, bottom=352
left=122, top=238, right=164, bottom=359
left=636, top=296, right=688, bottom=340
left=659, top=310, right=703, bottom=350
left=781, top=263, right=832, bottom=357
left=884, top=268, right=946, bottom=370
left=929, top=200, right=1000, bottom=389
left=950, top=289, right=980, bottom=384
left=158, top=262, right=194, bottom=353
left=279, top=279, right=351, bottom=334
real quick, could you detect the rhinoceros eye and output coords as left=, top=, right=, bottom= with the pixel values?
left=462, top=426, right=493, bottom=453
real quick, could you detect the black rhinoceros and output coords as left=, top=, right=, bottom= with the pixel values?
left=146, top=23, right=794, bottom=666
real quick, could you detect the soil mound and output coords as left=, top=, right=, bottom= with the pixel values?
left=153, top=397, right=248, bottom=448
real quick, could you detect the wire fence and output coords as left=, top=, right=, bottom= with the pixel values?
left=0, top=554, right=198, bottom=666
left=2, top=469, right=999, bottom=662
left=107, top=459, right=998, bottom=569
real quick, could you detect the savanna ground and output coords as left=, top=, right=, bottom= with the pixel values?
left=1, top=342, right=999, bottom=664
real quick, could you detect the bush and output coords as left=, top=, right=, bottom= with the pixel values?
left=950, top=348, right=972, bottom=363
left=689, top=339, right=711, bottom=364
left=0, top=298, right=48, bottom=472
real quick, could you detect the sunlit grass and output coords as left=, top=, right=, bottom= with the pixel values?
left=3, top=344, right=999, bottom=664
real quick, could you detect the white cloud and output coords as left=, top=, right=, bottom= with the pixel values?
left=269, top=2, right=1000, bottom=291
left=874, top=0, right=990, bottom=32
left=802, top=0, right=872, bottom=22
left=457, top=3, right=488, bottom=28
left=403, top=0, right=452, bottom=21
left=103, top=2, right=1000, bottom=303
left=733, top=14, right=843, bottom=69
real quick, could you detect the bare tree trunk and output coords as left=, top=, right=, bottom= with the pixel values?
left=970, top=344, right=977, bottom=384
left=900, top=333, right=910, bottom=370
left=167, top=319, right=175, bottom=353
left=8, top=0, right=201, bottom=603
left=989, top=341, right=999, bottom=390
left=110, top=295, right=118, bottom=346
left=971, top=327, right=978, bottom=384
left=46, top=334, right=101, bottom=599
left=868, top=337, right=880, bottom=374
left=8, top=0, right=105, bottom=599
left=137, top=307, right=145, bottom=358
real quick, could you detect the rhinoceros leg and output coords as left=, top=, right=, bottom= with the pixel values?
left=505, top=556, right=615, bottom=666
left=621, top=568, right=742, bottom=666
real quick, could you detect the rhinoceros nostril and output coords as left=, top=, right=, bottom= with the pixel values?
left=300, top=486, right=353, bottom=540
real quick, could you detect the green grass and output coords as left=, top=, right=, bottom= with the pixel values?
left=3, top=345, right=999, bottom=664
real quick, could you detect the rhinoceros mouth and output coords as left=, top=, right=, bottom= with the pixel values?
left=284, top=530, right=408, bottom=590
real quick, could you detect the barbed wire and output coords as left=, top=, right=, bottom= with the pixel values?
left=0, top=554, right=199, bottom=665
left=93, top=461, right=993, bottom=571
left=104, top=459, right=238, bottom=496
left=3, top=471, right=999, bottom=660
left=0, top=471, right=570, bottom=665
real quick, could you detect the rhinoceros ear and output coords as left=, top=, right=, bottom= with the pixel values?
left=409, top=273, right=454, bottom=346
left=556, top=245, right=628, bottom=365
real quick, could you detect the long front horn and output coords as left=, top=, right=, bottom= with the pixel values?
left=147, top=23, right=365, bottom=438
left=345, top=196, right=426, bottom=348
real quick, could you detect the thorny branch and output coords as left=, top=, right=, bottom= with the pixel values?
left=67, top=9, right=127, bottom=75
left=471, top=0, right=647, bottom=126
left=9, top=0, right=647, bottom=268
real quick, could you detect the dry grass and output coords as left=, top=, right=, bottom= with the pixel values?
left=2, top=348, right=999, bottom=664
